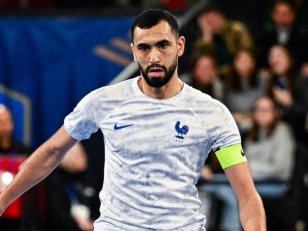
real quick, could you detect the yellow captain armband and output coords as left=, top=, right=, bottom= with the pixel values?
left=215, top=143, right=247, bottom=169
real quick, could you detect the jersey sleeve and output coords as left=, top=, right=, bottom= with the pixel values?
left=207, top=101, right=246, bottom=169
left=64, top=91, right=100, bottom=141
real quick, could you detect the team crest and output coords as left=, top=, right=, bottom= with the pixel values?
left=174, top=121, right=189, bottom=139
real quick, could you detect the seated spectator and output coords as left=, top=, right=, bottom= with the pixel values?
left=224, top=49, right=267, bottom=136
left=198, top=154, right=240, bottom=231
left=181, top=54, right=224, bottom=101
left=245, top=96, right=295, bottom=183
left=265, top=44, right=298, bottom=111
left=43, top=143, right=94, bottom=231
left=257, top=0, right=308, bottom=70
left=0, top=104, right=30, bottom=154
left=193, top=3, right=254, bottom=76
left=244, top=96, right=296, bottom=231
left=0, top=104, right=34, bottom=230
left=268, top=54, right=308, bottom=143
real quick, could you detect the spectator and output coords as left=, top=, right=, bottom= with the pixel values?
left=193, top=3, right=254, bottom=76
left=181, top=54, right=224, bottom=101
left=198, top=155, right=241, bottom=231
left=265, top=44, right=297, bottom=111
left=268, top=51, right=308, bottom=143
left=0, top=104, right=34, bottom=230
left=244, top=96, right=296, bottom=231
left=265, top=45, right=294, bottom=96
left=269, top=54, right=308, bottom=229
left=43, top=143, right=95, bottom=231
left=257, top=0, right=308, bottom=70
left=245, top=96, right=295, bottom=183
left=224, top=49, right=267, bottom=136
left=0, top=104, right=30, bottom=154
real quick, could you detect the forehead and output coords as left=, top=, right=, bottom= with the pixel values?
left=198, top=56, right=214, bottom=65
left=270, top=46, right=288, bottom=56
left=0, top=109, right=12, bottom=121
left=275, top=3, right=292, bottom=12
left=256, top=98, right=273, bottom=108
left=133, top=21, right=176, bottom=44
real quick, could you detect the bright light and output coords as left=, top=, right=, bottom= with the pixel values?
left=1, top=171, right=14, bottom=186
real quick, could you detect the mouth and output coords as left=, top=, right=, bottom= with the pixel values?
left=147, top=67, right=164, bottom=78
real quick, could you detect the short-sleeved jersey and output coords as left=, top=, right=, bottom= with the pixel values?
left=64, top=77, right=241, bottom=230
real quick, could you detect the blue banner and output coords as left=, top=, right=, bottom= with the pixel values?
left=0, top=16, right=134, bottom=147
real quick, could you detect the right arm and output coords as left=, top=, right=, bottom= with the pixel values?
left=0, top=125, right=78, bottom=215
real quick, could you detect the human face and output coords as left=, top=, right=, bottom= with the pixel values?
left=193, top=56, right=217, bottom=85
left=253, top=97, right=277, bottom=129
left=0, top=107, right=14, bottom=141
left=131, top=21, right=185, bottom=88
left=272, top=3, right=295, bottom=28
left=268, top=45, right=291, bottom=75
left=234, top=51, right=255, bottom=78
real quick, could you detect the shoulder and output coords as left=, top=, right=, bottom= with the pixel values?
left=184, top=84, right=232, bottom=120
left=79, top=78, right=137, bottom=105
left=276, top=121, right=293, bottom=134
left=184, top=83, right=222, bottom=106
left=92, top=78, right=136, bottom=98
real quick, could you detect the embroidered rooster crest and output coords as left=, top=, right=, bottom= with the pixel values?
left=174, top=121, right=189, bottom=139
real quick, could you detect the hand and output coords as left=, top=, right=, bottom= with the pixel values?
left=272, top=87, right=293, bottom=107
left=76, top=218, right=94, bottom=231
left=197, top=15, right=214, bottom=42
left=201, top=165, right=214, bottom=180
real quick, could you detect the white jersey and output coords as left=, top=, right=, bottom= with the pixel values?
left=64, top=77, right=241, bottom=230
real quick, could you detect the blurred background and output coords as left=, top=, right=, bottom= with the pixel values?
left=0, top=0, right=308, bottom=230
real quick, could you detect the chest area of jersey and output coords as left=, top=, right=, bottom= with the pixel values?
left=101, top=102, right=208, bottom=150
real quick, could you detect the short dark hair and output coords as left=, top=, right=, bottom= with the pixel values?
left=130, top=9, right=179, bottom=42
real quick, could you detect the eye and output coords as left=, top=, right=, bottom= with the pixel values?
left=137, top=44, right=150, bottom=52
left=158, top=41, right=170, bottom=49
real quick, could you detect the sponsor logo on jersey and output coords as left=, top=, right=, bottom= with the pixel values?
left=114, top=123, right=134, bottom=130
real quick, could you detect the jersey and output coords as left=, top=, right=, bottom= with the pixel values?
left=64, top=77, right=242, bottom=230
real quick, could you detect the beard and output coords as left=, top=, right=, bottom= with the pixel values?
left=138, top=57, right=178, bottom=88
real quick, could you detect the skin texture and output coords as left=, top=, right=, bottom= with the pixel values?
left=0, top=16, right=266, bottom=231
left=0, top=105, right=14, bottom=150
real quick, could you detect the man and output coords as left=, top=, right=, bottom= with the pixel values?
left=0, top=104, right=30, bottom=154
left=0, top=104, right=32, bottom=230
left=0, top=9, right=265, bottom=230
left=257, top=0, right=308, bottom=69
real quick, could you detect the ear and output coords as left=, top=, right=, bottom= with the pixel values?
left=130, top=43, right=137, bottom=61
left=177, top=36, right=185, bottom=57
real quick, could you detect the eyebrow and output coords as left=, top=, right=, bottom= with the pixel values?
left=136, top=39, right=171, bottom=48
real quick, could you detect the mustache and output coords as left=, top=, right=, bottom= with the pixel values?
left=146, top=64, right=166, bottom=73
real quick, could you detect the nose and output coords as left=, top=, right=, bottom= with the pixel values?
left=149, top=47, right=160, bottom=64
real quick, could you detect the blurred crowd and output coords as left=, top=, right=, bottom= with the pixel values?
left=0, top=0, right=308, bottom=230
left=182, top=1, right=308, bottom=231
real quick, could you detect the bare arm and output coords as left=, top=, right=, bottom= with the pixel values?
left=0, top=125, right=78, bottom=215
left=225, top=162, right=266, bottom=231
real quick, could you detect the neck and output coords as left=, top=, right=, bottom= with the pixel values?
left=138, top=75, right=183, bottom=99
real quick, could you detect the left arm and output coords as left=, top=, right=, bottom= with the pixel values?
left=225, top=162, right=266, bottom=231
